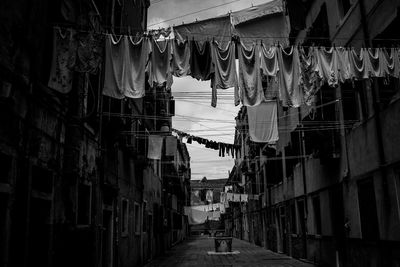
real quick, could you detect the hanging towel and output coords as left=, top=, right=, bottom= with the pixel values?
left=238, top=42, right=264, bottom=107
left=247, top=101, right=279, bottom=143
left=147, top=135, right=164, bottom=160
left=210, top=41, right=238, bottom=107
left=226, top=192, right=234, bottom=201
left=277, top=46, right=303, bottom=107
left=48, top=27, right=77, bottom=93
left=165, top=136, right=177, bottom=157
left=172, top=39, right=191, bottom=77
left=190, top=40, right=213, bottom=81
left=148, top=38, right=173, bottom=86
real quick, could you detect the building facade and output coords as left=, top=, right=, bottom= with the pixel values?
left=0, top=1, right=190, bottom=267
left=225, top=1, right=400, bottom=266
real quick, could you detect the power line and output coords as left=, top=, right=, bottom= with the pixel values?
left=148, top=0, right=241, bottom=27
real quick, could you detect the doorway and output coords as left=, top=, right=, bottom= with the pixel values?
left=102, top=209, right=113, bottom=267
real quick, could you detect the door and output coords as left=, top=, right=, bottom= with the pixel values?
left=330, top=185, right=346, bottom=265
left=28, top=198, right=51, bottom=267
left=297, top=199, right=307, bottom=259
left=358, top=178, right=379, bottom=240
left=102, top=210, right=113, bottom=267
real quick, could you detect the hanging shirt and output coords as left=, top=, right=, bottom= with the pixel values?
left=125, top=36, right=150, bottom=98
left=336, top=47, right=351, bottom=83
left=190, top=40, right=213, bottom=81
left=210, top=41, right=238, bottom=107
left=238, top=42, right=264, bottom=107
left=381, top=48, right=400, bottom=78
left=277, top=46, right=303, bottom=107
left=349, top=48, right=368, bottom=80
left=172, top=39, right=191, bottom=77
left=148, top=38, right=173, bottom=87
left=260, top=45, right=279, bottom=76
left=298, top=47, right=319, bottom=106
left=48, top=27, right=77, bottom=93
left=315, top=47, right=340, bottom=87
left=364, top=48, right=389, bottom=78
left=247, top=101, right=279, bottom=143
left=103, top=35, right=126, bottom=99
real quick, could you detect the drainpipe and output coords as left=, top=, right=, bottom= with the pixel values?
left=358, top=0, right=388, bottom=201
left=261, top=147, right=268, bottom=249
left=298, top=110, right=308, bottom=258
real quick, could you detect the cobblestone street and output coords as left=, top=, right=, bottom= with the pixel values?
left=144, top=237, right=315, bottom=267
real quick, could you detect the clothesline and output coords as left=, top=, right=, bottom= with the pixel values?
left=53, top=24, right=400, bottom=45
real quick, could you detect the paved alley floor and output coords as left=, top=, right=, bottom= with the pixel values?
left=144, top=236, right=315, bottom=267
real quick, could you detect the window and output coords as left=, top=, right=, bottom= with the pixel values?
left=77, top=183, right=91, bottom=225
left=396, top=170, right=400, bottom=217
left=121, top=199, right=129, bottom=235
left=297, top=200, right=306, bottom=235
left=377, top=77, right=400, bottom=110
left=142, top=201, right=147, bottom=233
left=358, top=178, right=379, bottom=240
left=291, top=203, right=297, bottom=234
left=173, top=212, right=182, bottom=230
left=31, top=166, right=53, bottom=194
left=0, top=152, right=11, bottom=184
left=134, top=202, right=140, bottom=235
left=312, top=195, right=322, bottom=235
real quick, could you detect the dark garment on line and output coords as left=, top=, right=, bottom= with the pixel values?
left=190, top=40, right=213, bottom=81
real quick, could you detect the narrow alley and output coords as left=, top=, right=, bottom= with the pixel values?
left=144, top=236, right=315, bottom=267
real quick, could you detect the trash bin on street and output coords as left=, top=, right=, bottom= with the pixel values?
left=214, top=236, right=232, bottom=252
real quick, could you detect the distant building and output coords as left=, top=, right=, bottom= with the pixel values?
left=190, top=177, right=227, bottom=206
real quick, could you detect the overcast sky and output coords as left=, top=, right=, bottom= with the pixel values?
left=148, top=0, right=270, bottom=180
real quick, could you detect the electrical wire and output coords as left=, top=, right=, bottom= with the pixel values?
left=148, top=0, right=242, bottom=27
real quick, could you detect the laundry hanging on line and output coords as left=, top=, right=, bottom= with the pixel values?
left=172, top=128, right=240, bottom=158
left=247, top=100, right=279, bottom=143
left=47, top=28, right=400, bottom=110
left=103, top=35, right=149, bottom=99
